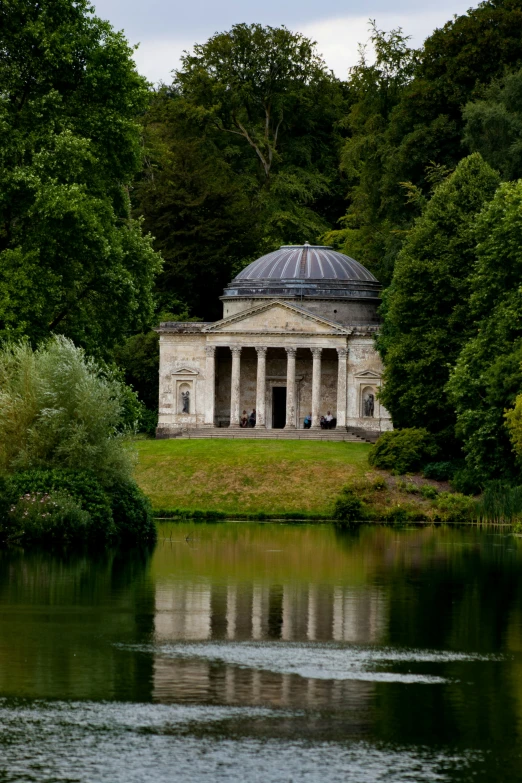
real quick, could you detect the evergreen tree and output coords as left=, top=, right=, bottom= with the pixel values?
left=378, top=154, right=500, bottom=449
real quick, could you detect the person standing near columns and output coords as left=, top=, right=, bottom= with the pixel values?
left=229, top=346, right=242, bottom=428
left=311, top=347, right=322, bottom=429
left=255, top=346, right=267, bottom=428
left=204, top=345, right=216, bottom=426
left=336, top=347, right=348, bottom=428
left=285, top=347, right=297, bottom=429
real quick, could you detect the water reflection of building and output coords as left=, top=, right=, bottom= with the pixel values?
left=153, top=579, right=386, bottom=711
left=154, top=580, right=386, bottom=645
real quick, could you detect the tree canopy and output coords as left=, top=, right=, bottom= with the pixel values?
left=0, top=0, right=161, bottom=355
left=134, top=23, right=346, bottom=320
left=447, top=181, right=522, bottom=483
left=378, top=154, right=500, bottom=449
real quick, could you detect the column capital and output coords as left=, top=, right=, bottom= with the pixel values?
left=230, top=346, right=242, bottom=357
left=205, top=345, right=216, bottom=357
left=255, top=346, right=268, bottom=356
left=336, top=347, right=348, bottom=358
left=311, top=347, right=323, bottom=358
left=285, top=346, right=297, bottom=356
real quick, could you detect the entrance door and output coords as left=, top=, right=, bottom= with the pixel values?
left=272, top=386, right=287, bottom=429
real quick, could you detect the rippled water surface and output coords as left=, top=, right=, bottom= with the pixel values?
left=1, top=523, right=522, bottom=781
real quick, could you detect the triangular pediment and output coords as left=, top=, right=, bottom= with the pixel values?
left=171, top=367, right=199, bottom=375
left=355, top=369, right=381, bottom=379
left=203, top=300, right=351, bottom=335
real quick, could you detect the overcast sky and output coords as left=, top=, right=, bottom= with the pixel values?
left=91, top=0, right=479, bottom=84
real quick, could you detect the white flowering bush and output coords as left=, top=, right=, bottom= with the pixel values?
left=7, top=491, right=91, bottom=543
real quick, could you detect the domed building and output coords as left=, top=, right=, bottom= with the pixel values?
left=156, top=244, right=392, bottom=437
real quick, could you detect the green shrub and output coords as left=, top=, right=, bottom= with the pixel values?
left=5, top=491, right=91, bottom=544
left=383, top=504, right=429, bottom=523
left=450, top=467, right=482, bottom=496
left=372, top=477, right=387, bottom=491
left=368, top=429, right=438, bottom=474
left=433, top=492, right=476, bottom=522
left=7, top=469, right=115, bottom=540
left=422, top=461, right=456, bottom=481
left=109, top=479, right=157, bottom=544
left=420, top=484, right=438, bottom=500
left=333, top=487, right=365, bottom=523
left=0, top=337, right=134, bottom=484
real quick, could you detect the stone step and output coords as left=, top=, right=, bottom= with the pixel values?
left=178, top=428, right=365, bottom=442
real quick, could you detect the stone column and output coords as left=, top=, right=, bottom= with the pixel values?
left=285, top=347, right=297, bottom=429
left=229, top=346, right=242, bottom=428
left=336, top=347, right=348, bottom=428
left=255, top=346, right=267, bottom=428
left=311, top=347, right=322, bottom=429
left=204, top=345, right=216, bottom=426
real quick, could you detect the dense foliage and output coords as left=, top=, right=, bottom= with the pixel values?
left=0, top=339, right=156, bottom=547
left=0, top=337, right=135, bottom=482
left=330, top=0, right=522, bottom=281
left=378, top=154, right=500, bottom=448
left=447, top=181, right=522, bottom=484
left=0, top=468, right=156, bottom=545
left=134, top=23, right=346, bottom=320
left=368, top=429, right=437, bottom=475
left=0, top=0, right=161, bottom=356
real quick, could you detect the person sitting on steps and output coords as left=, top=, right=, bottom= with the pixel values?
left=249, top=409, right=256, bottom=427
left=240, top=410, right=248, bottom=428
left=304, top=413, right=312, bottom=429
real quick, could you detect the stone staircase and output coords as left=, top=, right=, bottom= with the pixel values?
left=174, top=427, right=366, bottom=442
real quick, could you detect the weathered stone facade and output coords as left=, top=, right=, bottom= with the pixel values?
left=157, top=245, right=392, bottom=436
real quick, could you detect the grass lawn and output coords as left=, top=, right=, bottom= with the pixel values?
left=134, top=438, right=373, bottom=516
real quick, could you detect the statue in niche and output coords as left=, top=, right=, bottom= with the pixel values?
left=364, top=393, right=374, bottom=418
left=181, top=390, right=190, bottom=413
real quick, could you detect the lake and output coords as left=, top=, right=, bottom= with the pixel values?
left=0, top=522, right=521, bottom=782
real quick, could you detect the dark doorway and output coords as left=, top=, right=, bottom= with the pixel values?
left=272, top=386, right=287, bottom=429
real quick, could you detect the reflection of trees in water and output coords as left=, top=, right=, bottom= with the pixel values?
left=0, top=546, right=156, bottom=701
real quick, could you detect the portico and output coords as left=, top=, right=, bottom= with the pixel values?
left=201, top=341, right=348, bottom=430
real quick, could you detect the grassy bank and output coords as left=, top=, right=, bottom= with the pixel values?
left=133, top=439, right=466, bottom=521
left=134, top=439, right=373, bottom=516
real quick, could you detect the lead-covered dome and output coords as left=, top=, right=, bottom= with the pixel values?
left=222, top=244, right=380, bottom=303
left=235, top=244, right=377, bottom=283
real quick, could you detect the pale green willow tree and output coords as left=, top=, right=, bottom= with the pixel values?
left=0, top=337, right=134, bottom=482
left=0, top=0, right=161, bottom=356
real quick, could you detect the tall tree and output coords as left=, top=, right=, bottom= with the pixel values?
left=0, top=0, right=161, bottom=356
left=447, top=180, right=522, bottom=483
left=378, top=154, right=500, bottom=449
left=134, top=24, right=346, bottom=320
left=325, top=23, right=417, bottom=282
left=463, top=67, right=522, bottom=181
left=335, top=0, right=522, bottom=283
